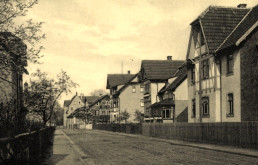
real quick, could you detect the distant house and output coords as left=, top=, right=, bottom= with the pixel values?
left=106, top=71, right=136, bottom=123
left=111, top=73, right=144, bottom=123
left=138, top=56, right=184, bottom=122
left=155, top=64, right=188, bottom=123
left=0, top=32, right=27, bottom=125
left=63, top=93, right=86, bottom=128
left=186, top=4, right=258, bottom=122
left=90, top=94, right=111, bottom=123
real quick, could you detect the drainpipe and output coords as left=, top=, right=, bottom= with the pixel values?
left=199, top=58, right=202, bottom=123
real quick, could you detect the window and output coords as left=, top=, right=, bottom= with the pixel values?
left=227, top=54, right=233, bottom=74
left=132, top=85, right=136, bottom=93
left=140, top=99, right=144, bottom=107
left=140, top=85, right=144, bottom=93
left=162, top=107, right=172, bottom=119
left=202, top=97, right=209, bottom=116
left=192, top=99, right=196, bottom=117
left=191, top=67, right=195, bottom=84
left=71, top=107, right=73, bottom=111
left=202, top=59, right=209, bottom=79
left=227, top=93, right=234, bottom=116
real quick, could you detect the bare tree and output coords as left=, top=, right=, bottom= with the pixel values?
left=25, top=69, right=78, bottom=126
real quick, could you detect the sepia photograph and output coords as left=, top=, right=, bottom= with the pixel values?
left=0, top=0, right=258, bottom=164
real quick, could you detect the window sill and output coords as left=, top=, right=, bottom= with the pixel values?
left=226, top=73, right=234, bottom=77
left=226, top=114, right=234, bottom=117
left=202, top=114, right=210, bottom=118
left=191, top=115, right=196, bottom=118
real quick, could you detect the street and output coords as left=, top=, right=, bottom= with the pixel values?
left=44, top=129, right=258, bottom=165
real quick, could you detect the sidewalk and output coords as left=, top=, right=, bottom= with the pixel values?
left=43, top=129, right=94, bottom=165
left=93, top=129, right=258, bottom=158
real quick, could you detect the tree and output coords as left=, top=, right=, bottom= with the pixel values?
left=0, top=0, right=45, bottom=63
left=118, top=110, right=130, bottom=123
left=90, top=89, right=108, bottom=96
left=134, top=110, right=144, bottom=123
left=0, top=0, right=45, bottom=85
left=25, top=69, right=78, bottom=125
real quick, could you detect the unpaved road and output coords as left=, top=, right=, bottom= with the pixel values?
left=60, top=129, right=258, bottom=165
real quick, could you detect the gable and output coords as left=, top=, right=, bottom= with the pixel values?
left=217, top=5, right=258, bottom=52
left=187, top=6, right=250, bottom=59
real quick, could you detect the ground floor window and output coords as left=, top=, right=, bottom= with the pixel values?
left=202, top=97, right=209, bottom=116
left=162, top=107, right=172, bottom=119
left=192, top=99, right=196, bottom=117
left=227, top=93, right=234, bottom=116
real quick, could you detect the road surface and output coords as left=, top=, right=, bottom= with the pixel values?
left=49, top=129, right=258, bottom=165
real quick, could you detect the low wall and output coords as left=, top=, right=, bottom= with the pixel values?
left=0, top=127, right=55, bottom=164
left=93, top=123, right=142, bottom=134
left=142, top=122, right=258, bottom=149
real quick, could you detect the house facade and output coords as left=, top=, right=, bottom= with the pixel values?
left=112, top=73, right=144, bottom=123
left=156, top=64, right=188, bottom=123
left=186, top=4, right=257, bottom=123
left=91, top=94, right=111, bottom=123
left=138, top=56, right=184, bottom=122
left=63, top=93, right=86, bottom=128
left=106, top=72, right=135, bottom=123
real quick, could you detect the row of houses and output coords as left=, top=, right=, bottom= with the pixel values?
left=63, top=4, right=258, bottom=128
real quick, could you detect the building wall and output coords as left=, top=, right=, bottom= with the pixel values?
left=150, top=83, right=165, bottom=103
left=174, top=79, right=188, bottom=122
left=188, top=56, right=221, bottom=123
left=119, top=83, right=144, bottom=123
left=240, top=29, right=258, bottom=121
left=220, top=49, right=241, bottom=122
left=64, top=95, right=85, bottom=128
left=187, top=69, right=197, bottom=123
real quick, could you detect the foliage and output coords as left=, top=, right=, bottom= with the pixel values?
left=0, top=0, right=45, bottom=64
left=134, top=109, right=144, bottom=123
left=118, top=110, right=130, bottom=123
left=25, top=69, right=78, bottom=125
left=90, top=89, right=108, bottom=96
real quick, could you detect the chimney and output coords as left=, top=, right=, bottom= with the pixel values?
left=127, top=70, right=130, bottom=74
left=167, top=56, right=172, bottom=61
left=237, top=4, right=247, bottom=8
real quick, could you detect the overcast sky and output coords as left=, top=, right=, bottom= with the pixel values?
left=21, top=0, right=257, bottom=103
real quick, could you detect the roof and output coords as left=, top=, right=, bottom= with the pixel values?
left=217, top=5, right=258, bottom=52
left=89, top=94, right=110, bottom=107
left=159, top=65, right=188, bottom=93
left=85, top=96, right=99, bottom=105
left=140, top=60, right=184, bottom=81
left=64, top=100, right=71, bottom=107
left=149, top=99, right=175, bottom=108
left=114, top=73, right=138, bottom=96
left=106, top=74, right=136, bottom=89
left=192, top=6, right=250, bottom=53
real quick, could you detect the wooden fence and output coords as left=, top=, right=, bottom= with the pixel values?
left=93, top=123, right=142, bottom=134
left=0, top=127, right=55, bottom=164
left=142, top=122, right=258, bottom=149
left=93, top=122, right=258, bottom=149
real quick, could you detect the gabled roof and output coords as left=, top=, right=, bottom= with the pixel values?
left=114, top=73, right=138, bottom=96
left=106, top=74, right=136, bottom=89
left=192, top=6, right=250, bottom=53
left=216, top=5, right=258, bottom=52
left=140, top=60, right=184, bottom=81
left=149, top=99, right=175, bottom=108
left=159, top=64, right=187, bottom=93
left=89, top=94, right=110, bottom=107
left=85, top=96, right=99, bottom=105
